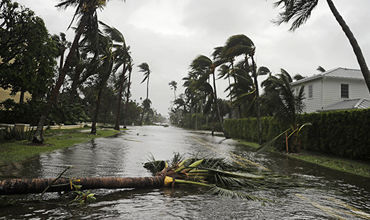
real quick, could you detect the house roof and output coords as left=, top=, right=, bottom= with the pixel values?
left=291, top=67, right=363, bottom=86
left=321, top=98, right=370, bottom=111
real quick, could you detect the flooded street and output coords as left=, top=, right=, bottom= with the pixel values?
left=1, top=126, right=369, bottom=219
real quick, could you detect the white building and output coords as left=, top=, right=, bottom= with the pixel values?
left=291, top=67, right=370, bottom=113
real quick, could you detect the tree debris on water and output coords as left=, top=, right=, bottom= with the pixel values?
left=0, top=153, right=288, bottom=201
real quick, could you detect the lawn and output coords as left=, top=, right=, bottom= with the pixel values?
left=0, top=128, right=120, bottom=166
left=237, top=139, right=370, bottom=178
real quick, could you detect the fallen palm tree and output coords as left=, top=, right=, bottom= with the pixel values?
left=0, top=154, right=272, bottom=200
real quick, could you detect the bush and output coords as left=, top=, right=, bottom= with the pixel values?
left=224, top=109, right=370, bottom=160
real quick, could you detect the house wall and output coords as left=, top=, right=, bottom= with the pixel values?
left=292, top=77, right=370, bottom=113
left=292, top=79, right=323, bottom=113
left=322, top=78, right=370, bottom=107
left=0, top=88, right=31, bottom=103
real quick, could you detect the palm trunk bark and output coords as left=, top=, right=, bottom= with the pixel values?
left=32, top=19, right=85, bottom=144
left=114, top=63, right=127, bottom=130
left=326, top=0, right=370, bottom=93
left=211, top=65, right=224, bottom=133
left=123, top=69, right=132, bottom=128
left=91, top=85, right=104, bottom=135
left=19, top=89, right=24, bottom=104
left=251, top=56, right=262, bottom=145
left=0, top=176, right=165, bottom=195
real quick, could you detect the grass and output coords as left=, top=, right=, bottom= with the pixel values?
left=236, top=139, right=370, bottom=178
left=289, top=153, right=370, bottom=178
left=0, top=128, right=120, bottom=166
left=237, top=140, right=260, bottom=149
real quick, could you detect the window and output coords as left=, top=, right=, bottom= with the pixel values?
left=308, top=85, right=313, bottom=98
left=341, top=84, right=349, bottom=98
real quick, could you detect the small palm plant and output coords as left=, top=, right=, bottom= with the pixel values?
left=258, top=69, right=310, bottom=153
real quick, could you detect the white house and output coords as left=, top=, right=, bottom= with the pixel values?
left=291, top=67, right=370, bottom=113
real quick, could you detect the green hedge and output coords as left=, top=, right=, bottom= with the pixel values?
left=224, top=109, right=370, bottom=160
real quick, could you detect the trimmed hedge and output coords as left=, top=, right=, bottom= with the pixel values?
left=224, top=109, right=370, bottom=160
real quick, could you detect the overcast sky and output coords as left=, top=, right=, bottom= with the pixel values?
left=17, top=0, right=370, bottom=116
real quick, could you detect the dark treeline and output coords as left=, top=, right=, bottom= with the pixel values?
left=0, top=0, right=164, bottom=143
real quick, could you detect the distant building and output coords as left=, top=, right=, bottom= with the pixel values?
left=291, top=67, right=370, bottom=113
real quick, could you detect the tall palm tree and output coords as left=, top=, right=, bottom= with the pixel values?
left=138, top=62, right=151, bottom=125
left=169, top=80, right=178, bottom=100
left=33, top=0, right=109, bottom=143
left=274, top=0, right=370, bottom=93
left=138, top=62, right=151, bottom=100
left=190, top=55, right=224, bottom=133
left=222, top=34, right=269, bottom=144
left=90, top=34, right=114, bottom=135
left=123, top=62, right=133, bottom=128
left=99, top=22, right=131, bottom=131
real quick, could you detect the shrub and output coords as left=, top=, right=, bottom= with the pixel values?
left=224, top=109, right=370, bottom=160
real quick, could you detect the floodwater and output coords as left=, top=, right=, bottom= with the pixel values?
left=0, top=126, right=369, bottom=219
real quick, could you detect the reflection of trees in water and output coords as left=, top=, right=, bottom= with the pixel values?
left=0, top=156, right=43, bottom=179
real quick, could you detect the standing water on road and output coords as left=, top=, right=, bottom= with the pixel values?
left=1, top=126, right=369, bottom=219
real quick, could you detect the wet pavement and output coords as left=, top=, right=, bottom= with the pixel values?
left=0, top=126, right=369, bottom=219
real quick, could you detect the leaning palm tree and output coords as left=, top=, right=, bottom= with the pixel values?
left=33, top=0, right=109, bottom=143
left=259, top=69, right=306, bottom=153
left=190, top=55, right=225, bottom=133
left=274, top=0, right=370, bottom=93
left=99, top=22, right=131, bottom=131
left=138, top=62, right=151, bottom=100
left=222, top=34, right=269, bottom=144
left=123, top=62, right=133, bottom=128
left=90, top=34, right=114, bottom=135
left=169, top=80, right=178, bottom=100
left=138, top=62, right=151, bottom=125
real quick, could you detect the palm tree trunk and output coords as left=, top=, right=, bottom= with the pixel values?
left=19, top=89, right=24, bottom=104
left=211, top=65, right=224, bottom=133
left=326, top=0, right=370, bottom=93
left=123, top=69, right=132, bottom=128
left=32, top=24, right=84, bottom=144
left=91, top=86, right=104, bottom=135
left=251, top=56, right=262, bottom=145
left=146, top=76, right=149, bottom=100
left=114, top=64, right=127, bottom=130
left=0, top=176, right=165, bottom=195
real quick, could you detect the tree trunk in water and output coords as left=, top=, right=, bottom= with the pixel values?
left=211, top=65, right=224, bottom=133
left=326, top=0, right=370, bottom=93
left=91, top=86, right=104, bottom=135
left=114, top=64, right=127, bottom=130
left=251, top=56, right=262, bottom=145
left=32, top=21, right=85, bottom=144
left=0, top=176, right=165, bottom=195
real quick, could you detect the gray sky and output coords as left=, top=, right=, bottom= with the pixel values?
left=17, top=0, right=370, bottom=116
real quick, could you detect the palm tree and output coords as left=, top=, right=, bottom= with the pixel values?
left=222, top=34, right=269, bottom=144
left=138, top=62, right=151, bottom=100
left=274, top=0, right=370, bottom=93
left=90, top=34, right=114, bottom=135
left=261, top=69, right=305, bottom=153
left=123, top=62, right=133, bottom=128
left=33, top=0, right=109, bottom=143
left=190, top=55, right=224, bottom=134
left=99, top=22, right=131, bottom=131
left=169, top=80, right=178, bottom=100
left=138, top=63, right=151, bottom=126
